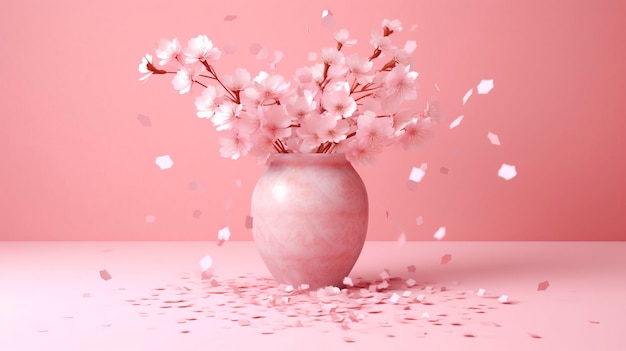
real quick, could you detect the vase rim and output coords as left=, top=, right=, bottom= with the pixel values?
left=267, top=152, right=348, bottom=165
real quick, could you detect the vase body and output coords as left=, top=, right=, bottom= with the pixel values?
left=251, top=153, right=368, bottom=289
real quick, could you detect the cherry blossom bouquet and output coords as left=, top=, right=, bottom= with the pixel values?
left=139, top=19, right=439, bottom=165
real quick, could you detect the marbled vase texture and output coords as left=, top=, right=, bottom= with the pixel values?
left=251, top=153, right=369, bottom=289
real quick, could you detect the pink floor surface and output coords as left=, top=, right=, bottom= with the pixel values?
left=1, top=241, right=624, bottom=350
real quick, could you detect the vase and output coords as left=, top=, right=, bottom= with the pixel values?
left=250, top=153, right=369, bottom=289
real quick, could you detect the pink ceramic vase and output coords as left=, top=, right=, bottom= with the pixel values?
left=251, top=153, right=369, bottom=289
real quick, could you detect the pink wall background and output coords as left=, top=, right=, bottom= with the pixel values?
left=1, top=0, right=625, bottom=241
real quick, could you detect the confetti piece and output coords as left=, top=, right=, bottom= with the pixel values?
left=99, top=269, right=112, bottom=281
left=234, top=179, right=242, bottom=188
left=404, top=40, right=417, bottom=54
left=245, top=215, right=253, bottom=229
left=389, top=293, right=400, bottom=304
left=449, top=115, right=464, bottom=129
left=588, top=320, right=600, bottom=324
left=402, top=290, right=412, bottom=298
left=434, top=83, right=441, bottom=91
left=497, top=295, right=510, bottom=303
left=498, top=163, right=517, bottom=180
left=397, top=232, right=406, bottom=246
left=407, top=265, right=416, bottom=273
left=321, top=10, right=335, bottom=29
left=433, top=227, right=446, bottom=240
left=249, top=43, right=262, bottom=55
left=379, top=270, right=391, bottom=280
left=223, top=42, right=236, bottom=54
left=462, top=89, right=472, bottom=105
left=477, top=79, right=494, bottom=94
left=440, top=166, right=449, bottom=174
left=416, top=294, right=426, bottom=303
left=416, top=216, right=423, bottom=226
left=137, top=114, right=151, bottom=127
left=421, top=312, right=430, bottom=319
left=238, top=319, right=251, bottom=326
left=224, top=15, right=237, bottom=21
left=529, top=333, right=542, bottom=339
left=487, top=132, right=501, bottom=145
left=537, top=280, right=550, bottom=291
left=409, top=166, right=426, bottom=183
left=192, top=210, right=202, bottom=219
left=477, top=288, right=486, bottom=296
left=440, top=254, right=452, bottom=264
left=218, top=227, right=231, bottom=241
left=200, top=254, right=213, bottom=271
left=145, top=215, right=156, bottom=223
left=343, top=336, right=355, bottom=343
left=343, top=277, right=354, bottom=287
left=155, top=155, right=174, bottom=170
left=406, top=278, right=417, bottom=287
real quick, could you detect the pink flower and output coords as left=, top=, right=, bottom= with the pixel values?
left=172, top=64, right=205, bottom=94
left=355, top=111, right=394, bottom=147
left=346, top=53, right=374, bottom=85
left=397, top=117, right=434, bottom=152
left=383, top=64, right=418, bottom=101
left=321, top=82, right=356, bottom=118
left=251, top=72, right=291, bottom=102
left=258, top=105, right=293, bottom=140
left=218, top=128, right=253, bottom=160
left=155, top=38, right=183, bottom=66
left=320, top=48, right=345, bottom=66
left=343, top=137, right=382, bottom=167
left=284, top=90, right=318, bottom=121
left=195, top=86, right=220, bottom=119
left=334, top=29, right=357, bottom=47
left=212, top=101, right=243, bottom=131
left=382, top=19, right=402, bottom=34
left=183, top=35, right=221, bottom=64
left=222, top=68, right=251, bottom=92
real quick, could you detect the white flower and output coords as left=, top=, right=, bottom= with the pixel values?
left=183, top=35, right=221, bottom=64
left=138, top=54, right=155, bottom=81
left=155, top=38, right=183, bottom=66
left=334, top=29, right=357, bottom=47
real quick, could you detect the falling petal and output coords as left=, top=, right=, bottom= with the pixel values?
left=477, top=288, right=486, bottom=296
left=99, top=269, right=112, bottom=281
left=498, top=163, right=517, bottom=180
left=137, top=114, right=152, bottom=127
left=462, top=89, right=472, bottom=105
left=416, top=216, right=423, bottom=226
left=477, top=79, right=494, bottom=94
left=321, top=9, right=335, bottom=29
left=218, top=227, right=231, bottom=241
left=200, top=254, right=213, bottom=271
left=245, top=215, right=253, bottom=229
left=433, top=227, right=446, bottom=240
left=449, top=115, right=464, bottom=129
left=488, top=132, right=501, bottom=145
left=497, top=295, right=510, bottom=303
left=224, top=15, right=237, bottom=21
left=440, top=166, right=449, bottom=174
left=537, top=280, right=550, bottom=291
left=407, top=265, right=416, bottom=273
left=409, top=166, right=426, bottom=183
left=223, top=42, right=237, bottom=54
left=155, top=155, right=174, bottom=170
left=192, top=210, right=202, bottom=219
left=249, top=43, right=262, bottom=55
left=434, top=83, right=441, bottom=91
left=440, top=254, right=452, bottom=264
